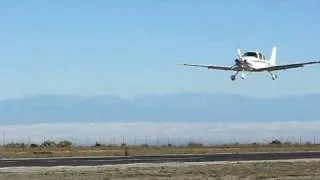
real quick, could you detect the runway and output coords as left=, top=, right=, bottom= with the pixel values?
left=1, top=151, right=320, bottom=168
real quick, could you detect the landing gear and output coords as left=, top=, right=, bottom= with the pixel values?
left=231, top=71, right=246, bottom=81
left=230, top=71, right=247, bottom=81
left=269, top=72, right=278, bottom=80
left=231, top=75, right=236, bottom=81
left=272, top=74, right=277, bottom=80
left=230, top=71, right=240, bottom=81
left=240, top=72, right=246, bottom=80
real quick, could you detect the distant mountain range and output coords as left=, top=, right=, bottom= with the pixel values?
left=0, top=93, right=319, bottom=124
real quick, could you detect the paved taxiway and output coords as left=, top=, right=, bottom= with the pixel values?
left=1, top=151, right=320, bottom=168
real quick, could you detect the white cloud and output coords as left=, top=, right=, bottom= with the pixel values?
left=0, top=121, right=320, bottom=145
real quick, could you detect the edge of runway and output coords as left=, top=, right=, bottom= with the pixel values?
left=2, top=158, right=320, bottom=173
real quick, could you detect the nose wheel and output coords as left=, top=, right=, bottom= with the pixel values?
left=230, top=71, right=239, bottom=81
left=230, top=71, right=246, bottom=81
left=231, top=75, right=236, bottom=81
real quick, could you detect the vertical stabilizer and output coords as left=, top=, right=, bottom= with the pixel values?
left=270, top=46, right=277, bottom=65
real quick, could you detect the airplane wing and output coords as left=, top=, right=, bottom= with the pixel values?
left=179, top=63, right=236, bottom=71
left=256, top=60, right=320, bottom=71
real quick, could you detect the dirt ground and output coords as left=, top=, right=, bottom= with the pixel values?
left=1, top=143, right=320, bottom=158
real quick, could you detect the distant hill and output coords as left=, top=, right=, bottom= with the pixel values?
left=0, top=93, right=319, bottom=124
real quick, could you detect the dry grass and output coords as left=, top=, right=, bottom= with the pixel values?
left=1, top=160, right=320, bottom=179
left=1, top=143, right=320, bottom=158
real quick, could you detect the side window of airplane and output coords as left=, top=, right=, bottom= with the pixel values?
left=257, top=53, right=261, bottom=59
left=258, top=53, right=265, bottom=60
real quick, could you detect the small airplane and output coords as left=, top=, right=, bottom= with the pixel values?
left=180, top=46, right=320, bottom=81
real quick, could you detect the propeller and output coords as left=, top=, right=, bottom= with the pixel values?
left=237, top=49, right=242, bottom=59
left=231, top=48, right=243, bottom=70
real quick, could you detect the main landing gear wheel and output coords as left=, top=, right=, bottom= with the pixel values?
left=271, top=74, right=278, bottom=80
left=240, top=73, right=246, bottom=80
left=268, top=71, right=278, bottom=80
left=230, top=75, right=236, bottom=81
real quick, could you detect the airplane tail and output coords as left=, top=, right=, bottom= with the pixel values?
left=269, top=46, right=277, bottom=65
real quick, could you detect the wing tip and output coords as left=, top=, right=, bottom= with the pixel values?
left=177, top=63, right=189, bottom=66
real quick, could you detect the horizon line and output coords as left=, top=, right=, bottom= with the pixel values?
left=0, top=91, right=319, bottom=101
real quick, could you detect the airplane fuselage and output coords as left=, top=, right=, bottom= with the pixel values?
left=231, top=50, right=278, bottom=80
left=235, top=56, right=271, bottom=72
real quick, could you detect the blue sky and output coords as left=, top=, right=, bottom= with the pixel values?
left=0, top=0, right=320, bottom=100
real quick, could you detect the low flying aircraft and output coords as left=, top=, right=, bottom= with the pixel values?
left=180, top=46, right=320, bottom=81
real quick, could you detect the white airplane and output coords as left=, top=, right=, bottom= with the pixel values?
left=180, top=46, right=320, bottom=81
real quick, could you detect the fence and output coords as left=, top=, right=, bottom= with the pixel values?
left=2, top=133, right=320, bottom=147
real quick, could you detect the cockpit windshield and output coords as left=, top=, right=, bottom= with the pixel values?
left=243, top=52, right=258, bottom=58
left=243, top=52, right=265, bottom=59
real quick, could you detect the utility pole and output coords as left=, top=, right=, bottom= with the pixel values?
left=2, top=132, right=5, bottom=146
left=27, top=136, right=30, bottom=146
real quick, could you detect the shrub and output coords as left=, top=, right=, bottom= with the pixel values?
left=41, top=140, right=56, bottom=148
left=270, top=139, right=282, bottom=145
left=187, top=142, right=203, bottom=147
left=30, top=143, right=39, bottom=148
left=140, top=144, right=148, bottom=147
left=5, top=142, right=26, bottom=148
left=57, top=140, right=72, bottom=148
